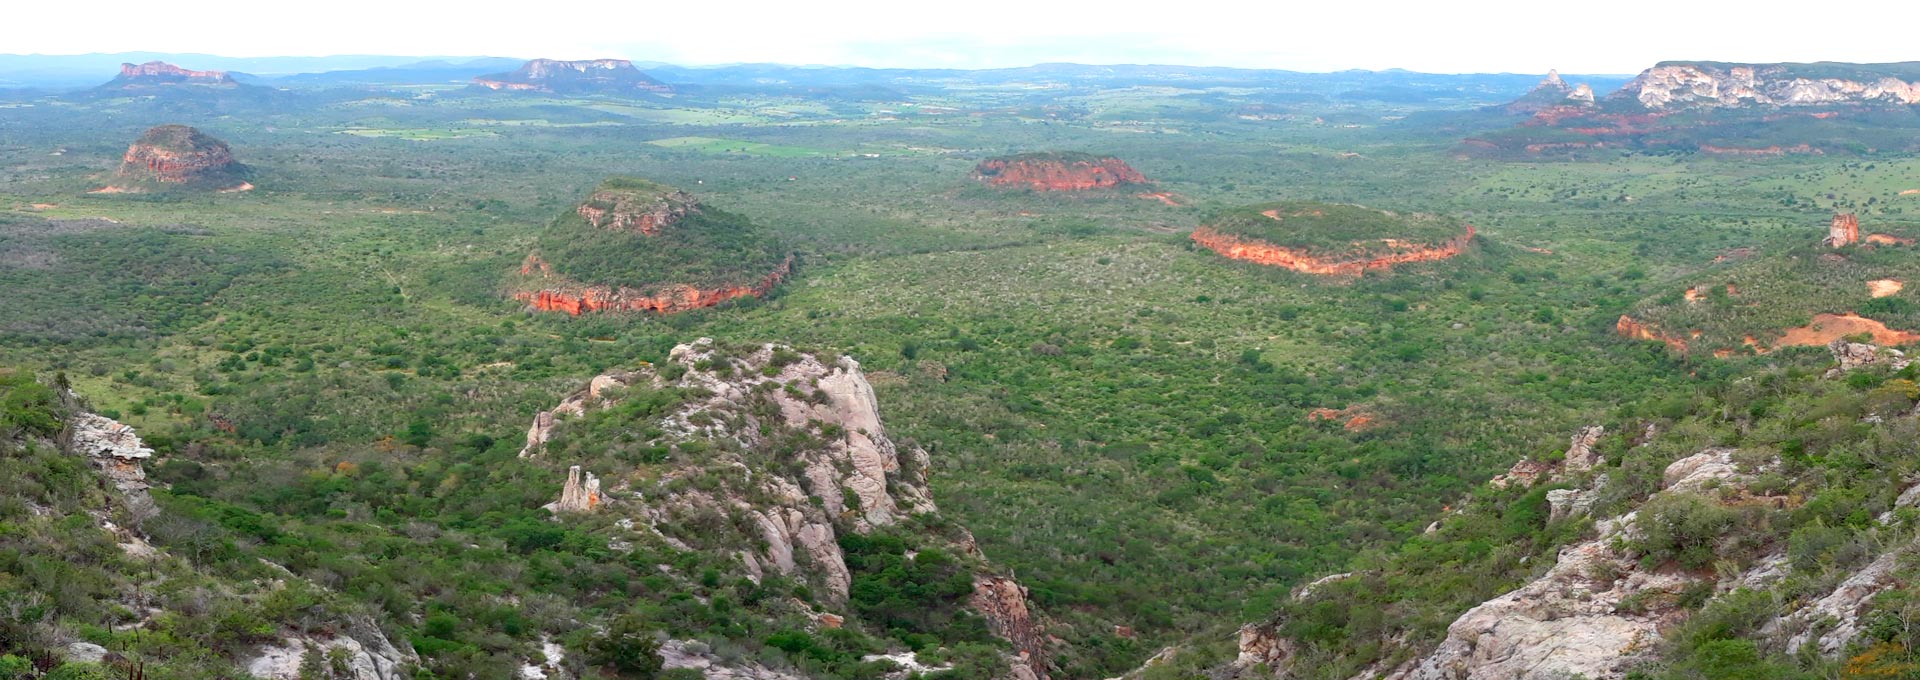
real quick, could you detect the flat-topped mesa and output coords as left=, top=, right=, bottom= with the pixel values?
left=1611, top=61, right=1920, bottom=111
left=1190, top=201, right=1475, bottom=276
left=106, top=61, right=237, bottom=88
left=1828, top=212, right=1860, bottom=247
left=514, top=177, right=792, bottom=315
left=474, top=58, right=671, bottom=94
left=101, top=125, right=249, bottom=192
left=974, top=152, right=1149, bottom=191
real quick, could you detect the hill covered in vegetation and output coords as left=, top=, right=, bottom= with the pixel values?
left=1190, top=201, right=1475, bottom=276
left=514, top=178, right=792, bottom=314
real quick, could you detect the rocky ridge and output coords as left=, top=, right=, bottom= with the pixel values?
left=475, top=58, right=671, bottom=94
left=517, top=338, right=1051, bottom=678
left=1613, top=62, right=1920, bottom=110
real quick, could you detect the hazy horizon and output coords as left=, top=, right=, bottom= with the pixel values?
left=10, top=0, right=1920, bottom=75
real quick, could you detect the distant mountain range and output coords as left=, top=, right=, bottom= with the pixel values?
left=0, top=52, right=1631, bottom=101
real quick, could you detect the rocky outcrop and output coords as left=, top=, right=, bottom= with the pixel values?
left=65, top=412, right=156, bottom=519
left=1828, top=212, right=1860, bottom=247
left=1825, top=338, right=1911, bottom=377
left=1612, top=63, right=1920, bottom=111
left=546, top=465, right=602, bottom=513
left=1777, top=539, right=1917, bottom=655
left=474, top=59, right=671, bottom=94
left=576, top=186, right=697, bottom=235
left=1489, top=426, right=1604, bottom=490
left=244, top=618, right=416, bottom=680
left=101, top=125, right=248, bottom=192
left=974, top=154, right=1148, bottom=191
left=515, top=254, right=793, bottom=315
left=1389, top=449, right=1775, bottom=680
left=519, top=339, right=1047, bottom=675
left=1189, top=224, right=1475, bottom=277
left=103, top=61, right=237, bottom=88
left=971, top=577, right=1048, bottom=680
left=1502, top=70, right=1599, bottom=114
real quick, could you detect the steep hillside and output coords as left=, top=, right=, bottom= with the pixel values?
left=513, top=178, right=793, bottom=315
left=0, top=369, right=417, bottom=679
left=516, top=338, right=1052, bottom=678
left=1151, top=338, right=1920, bottom=680
left=96, top=124, right=252, bottom=193
left=1615, top=213, right=1920, bottom=357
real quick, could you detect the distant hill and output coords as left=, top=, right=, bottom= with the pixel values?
left=1466, top=61, right=1920, bottom=157
left=0, top=53, right=511, bottom=89
left=473, top=59, right=670, bottom=95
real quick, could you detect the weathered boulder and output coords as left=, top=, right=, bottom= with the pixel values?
left=1826, top=338, right=1910, bottom=378
left=245, top=619, right=415, bottom=680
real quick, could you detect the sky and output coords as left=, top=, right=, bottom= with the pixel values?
left=8, top=0, right=1920, bottom=74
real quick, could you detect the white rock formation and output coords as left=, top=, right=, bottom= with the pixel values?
left=547, top=465, right=601, bottom=513
left=66, top=412, right=156, bottom=520
left=1388, top=448, right=1771, bottom=680
left=245, top=620, right=415, bottom=680
left=1826, top=338, right=1910, bottom=378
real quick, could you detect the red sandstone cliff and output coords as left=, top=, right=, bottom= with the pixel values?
left=108, top=61, right=237, bottom=87
left=1189, top=225, right=1475, bottom=276
left=102, top=125, right=247, bottom=191
left=515, top=254, right=794, bottom=315
left=974, top=155, right=1148, bottom=191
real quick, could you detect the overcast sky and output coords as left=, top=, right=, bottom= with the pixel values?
left=10, top=0, right=1920, bottom=74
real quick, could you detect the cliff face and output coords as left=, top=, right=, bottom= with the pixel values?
left=1613, top=63, right=1920, bottom=110
left=106, top=61, right=237, bottom=88
left=518, top=339, right=1050, bottom=677
left=103, top=125, right=248, bottom=191
left=514, top=253, right=793, bottom=315
left=474, top=58, right=671, bottom=94
left=974, top=154, right=1149, bottom=191
left=1190, top=224, right=1474, bottom=276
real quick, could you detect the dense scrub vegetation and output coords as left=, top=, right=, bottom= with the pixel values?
left=1201, top=200, right=1470, bottom=256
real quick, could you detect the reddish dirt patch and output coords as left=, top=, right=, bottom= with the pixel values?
left=1308, top=406, right=1376, bottom=431
left=1684, top=287, right=1703, bottom=303
left=1900, top=189, right=1920, bottom=196
left=1867, top=233, right=1916, bottom=246
left=1774, top=313, right=1920, bottom=348
left=1616, top=315, right=1688, bottom=352
left=1137, top=192, right=1183, bottom=207
left=1869, top=280, right=1904, bottom=298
